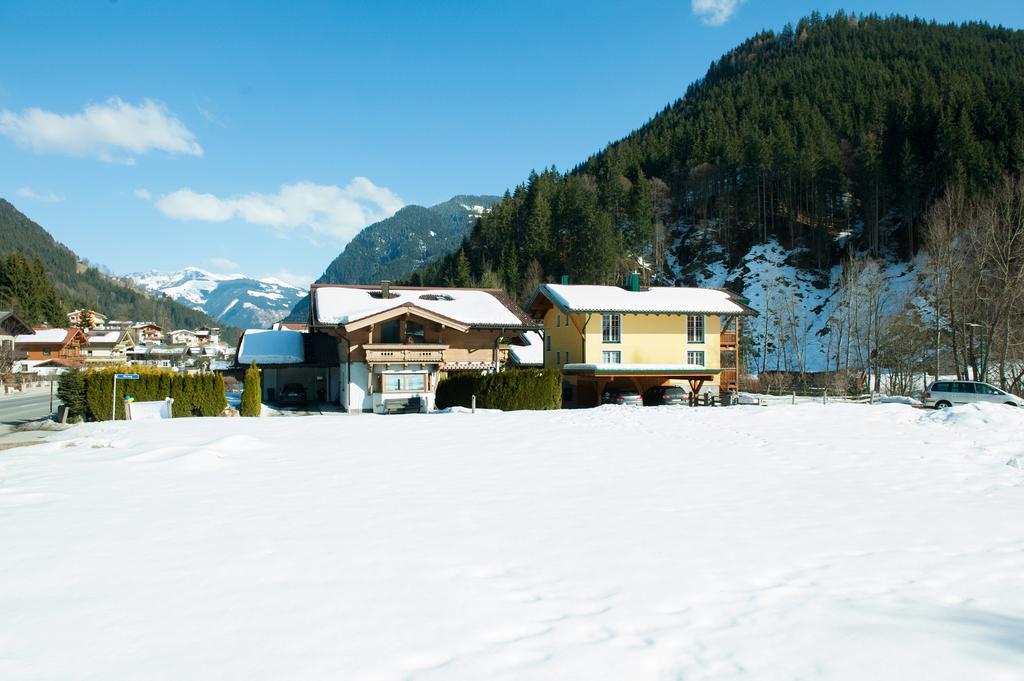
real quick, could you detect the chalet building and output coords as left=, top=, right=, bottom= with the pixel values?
left=83, top=327, right=135, bottom=365
left=132, top=322, right=165, bottom=344
left=1, top=310, right=33, bottom=359
left=14, top=327, right=89, bottom=368
left=66, top=309, right=108, bottom=329
left=235, top=283, right=540, bottom=413
left=527, top=277, right=756, bottom=407
left=169, top=329, right=198, bottom=345
left=310, top=284, right=540, bottom=412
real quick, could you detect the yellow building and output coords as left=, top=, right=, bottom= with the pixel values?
left=527, top=279, right=756, bottom=406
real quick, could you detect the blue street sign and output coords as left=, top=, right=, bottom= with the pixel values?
left=115, top=373, right=140, bottom=379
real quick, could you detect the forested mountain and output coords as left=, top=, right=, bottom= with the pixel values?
left=414, top=14, right=1024, bottom=299
left=284, top=195, right=498, bottom=322
left=0, top=199, right=239, bottom=339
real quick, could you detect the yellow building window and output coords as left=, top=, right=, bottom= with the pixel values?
left=602, top=314, right=621, bottom=343
left=687, top=315, right=705, bottom=343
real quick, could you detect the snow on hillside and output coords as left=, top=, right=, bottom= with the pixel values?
left=669, top=229, right=926, bottom=372
left=2, top=404, right=1022, bottom=679
left=128, top=267, right=305, bottom=329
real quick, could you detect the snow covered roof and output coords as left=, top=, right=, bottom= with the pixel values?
left=534, top=284, right=754, bottom=316
left=15, top=328, right=76, bottom=345
left=313, top=285, right=536, bottom=328
left=86, top=329, right=126, bottom=344
left=237, top=329, right=305, bottom=365
left=510, top=331, right=543, bottom=366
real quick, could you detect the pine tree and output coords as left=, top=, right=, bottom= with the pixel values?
left=56, top=368, right=86, bottom=421
left=453, top=249, right=472, bottom=288
left=240, top=362, right=262, bottom=417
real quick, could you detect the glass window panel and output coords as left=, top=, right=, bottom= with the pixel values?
left=687, top=315, right=705, bottom=343
left=383, top=374, right=402, bottom=392
left=602, top=350, right=621, bottom=363
left=404, top=321, right=425, bottom=343
left=406, top=374, right=426, bottom=391
left=380, top=320, right=400, bottom=343
left=602, top=314, right=621, bottom=343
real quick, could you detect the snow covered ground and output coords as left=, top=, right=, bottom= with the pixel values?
left=2, top=404, right=1023, bottom=680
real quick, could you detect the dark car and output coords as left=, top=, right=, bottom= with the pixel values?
left=643, top=385, right=688, bottom=406
left=602, top=388, right=643, bottom=406
left=278, top=383, right=307, bottom=406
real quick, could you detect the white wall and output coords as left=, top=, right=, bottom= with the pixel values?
left=348, top=361, right=370, bottom=412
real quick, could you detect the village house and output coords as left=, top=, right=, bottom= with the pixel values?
left=132, top=322, right=165, bottom=344
left=527, top=276, right=756, bottom=407
left=66, top=309, right=108, bottom=329
left=83, top=327, right=135, bottom=366
left=236, top=283, right=540, bottom=413
left=1, top=310, right=33, bottom=365
left=14, top=327, right=89, bottom=371
left=169, top=329, right=198, bottom=345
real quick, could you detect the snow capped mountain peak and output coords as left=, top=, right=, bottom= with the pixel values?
left=128, top=267, right=306, bottom=329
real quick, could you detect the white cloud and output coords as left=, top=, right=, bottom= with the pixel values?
left=134, top=188, right=152, bottom=200
left=0, top=97, right=203, bottom=162
left=263, top=270, right=314, bottom=290
left=16, top=186, right=64, bottom=203
left=155, top=178, right=405, bottom=242
left=208, top=257, right=240, bottom=271
left=692, top=0, right=744, bottom=26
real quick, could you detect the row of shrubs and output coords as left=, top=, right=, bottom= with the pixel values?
left=435, top=368, right=562, bottom=411
left=58, top=366, right=227, bottom=422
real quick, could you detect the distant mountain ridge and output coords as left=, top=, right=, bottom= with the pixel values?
left=0, top=199, right=239, bottom=340
left=128, top=267, right=306, bottom=330
left=284, top=194, right=498, bottom=322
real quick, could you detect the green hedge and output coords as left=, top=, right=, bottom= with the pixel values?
left=435, top=369, right=562, bottom=411
left=82, top=366, right=227, bottom=421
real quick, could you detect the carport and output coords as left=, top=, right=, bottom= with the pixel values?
left=562, top=364, right=721, bottom=407
left=233, top=329, right=342, bottom=405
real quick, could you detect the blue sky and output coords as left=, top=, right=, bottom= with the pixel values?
left=2, top=1, right=1022, bottom=287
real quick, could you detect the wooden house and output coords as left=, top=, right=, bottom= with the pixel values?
left=527, top=278, right=756, bottom=406
left=311, top=284, right=540, bottom=412
left=84, top=327, right=135, bottom=365
left=1, top=310, right=33, bottom=364
left=14, top=327, right=88, bottom=366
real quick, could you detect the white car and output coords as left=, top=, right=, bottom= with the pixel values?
left=921, top=380, right=1024, bottom=409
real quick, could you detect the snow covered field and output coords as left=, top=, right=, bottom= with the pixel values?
left=2, top=404, right=1023, bottom=680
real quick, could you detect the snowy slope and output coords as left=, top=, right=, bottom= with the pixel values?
left=1, top=403, right=1023, bottom=680
left=128, top=267, right=306, bottom=329
left=668, top=227, right=927, bottom=372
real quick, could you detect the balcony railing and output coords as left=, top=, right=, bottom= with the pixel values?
left=719, top=331, right=737, bottom=346
left=365, top=344, right=448, bottom=364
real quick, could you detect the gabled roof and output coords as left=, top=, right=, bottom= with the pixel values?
left=529, top=284, right=757, bottom=317
left=15, top=327, right=87, bottom=347
left=311, top=285, right=540, bottom=330
left=0, top=310, right=33, bottom=337
left=86, top=328, right=133, bottom=345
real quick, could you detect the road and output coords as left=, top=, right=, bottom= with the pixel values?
left=0, top=391, right=58, bottom=425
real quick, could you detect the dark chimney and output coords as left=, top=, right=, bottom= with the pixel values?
left=381, top=280, right=391, bottom=298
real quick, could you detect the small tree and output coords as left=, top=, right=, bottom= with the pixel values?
left=239, top=362, right=261, bottom=417
left=57, top=368, right=87, bottom=422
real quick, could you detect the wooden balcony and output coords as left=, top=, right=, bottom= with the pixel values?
left=364, top=344, right=448, bottom=365
left=719, top=331, right=737, bottom=348
left=720, top=368, right=738, bottom=390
